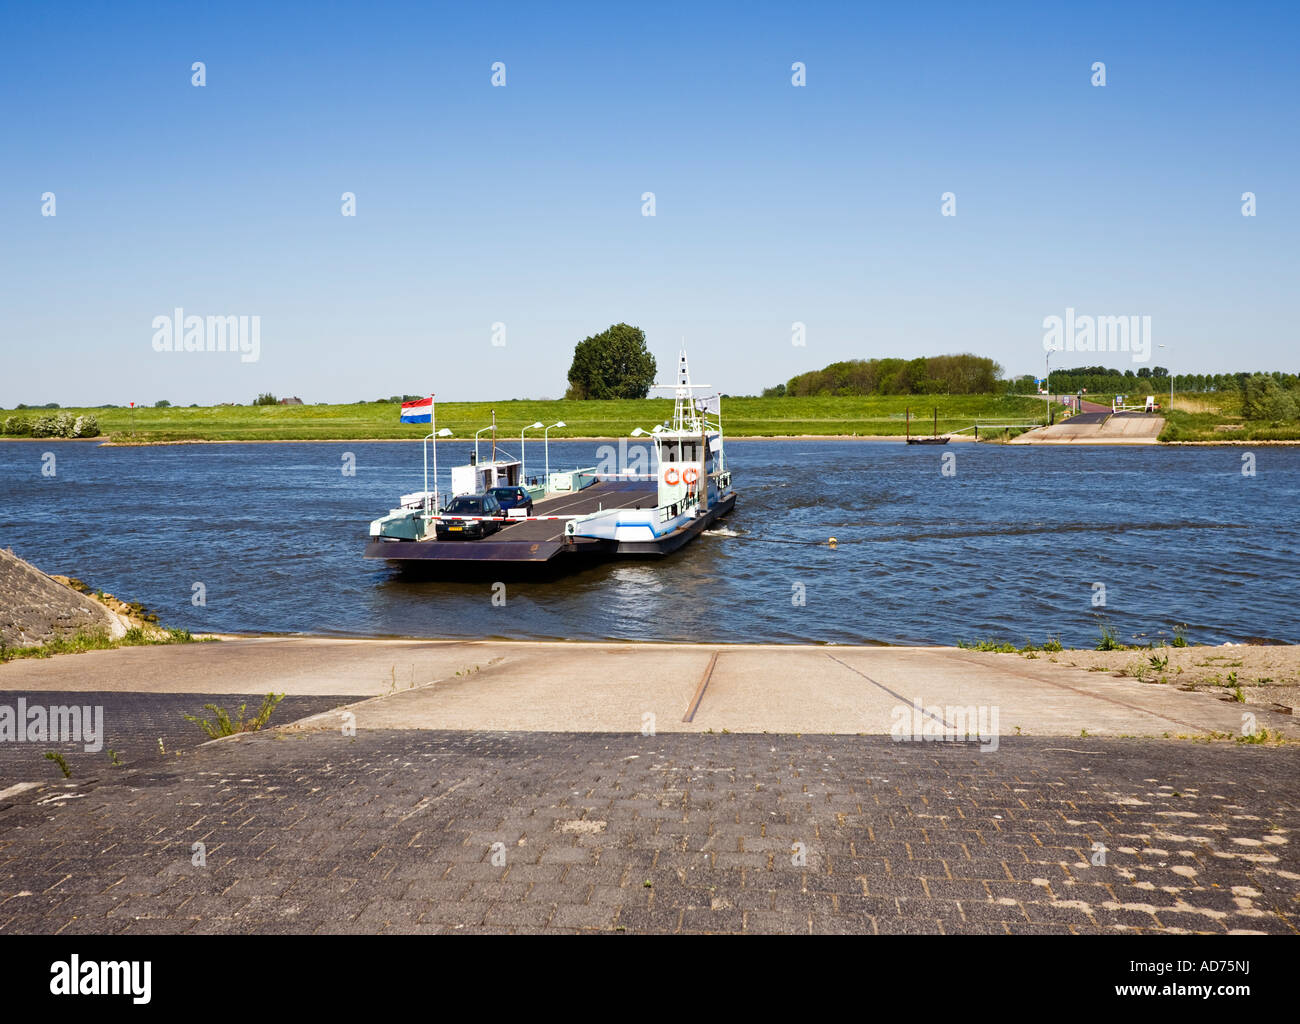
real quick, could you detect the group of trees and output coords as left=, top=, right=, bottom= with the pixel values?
left=768, top=354, right=1002, bottom=397
left=1008, top=366, right=1300, bottom=410
left=1240, top=373, right=1300, bottom=421
left=1009, top=365, right=1164, bottom=395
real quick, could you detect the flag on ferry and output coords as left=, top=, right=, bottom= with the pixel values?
left=694, top=395, right=720, bottom=415
left=400, top=396, right=433, bottom=423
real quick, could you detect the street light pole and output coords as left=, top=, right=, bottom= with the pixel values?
left=420, top=396, right=453, bottom=516
left=544, top=420, right=566, bottom=489
left=1045, top=350, right=1053, bottom=424
left=520, top=421, right=543, bottom=485
left=431, top=426, right=452, bottom=512
left=474, top=425, right=492, bottom=466
left=1159, top=344, right=1173, bottom=413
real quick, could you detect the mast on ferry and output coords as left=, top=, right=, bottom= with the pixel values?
left=657, top=348, right=713, bottom=433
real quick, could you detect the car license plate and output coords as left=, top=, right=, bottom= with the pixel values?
left=449, top=525, right=462, bottom=531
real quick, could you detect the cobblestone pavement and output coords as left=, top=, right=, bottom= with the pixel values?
left=0, top=730, right=1295, bottom=934
left=0, top=692, right=350, bottom=786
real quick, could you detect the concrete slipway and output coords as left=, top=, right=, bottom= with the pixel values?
left=1, top=637, right=1293, bottom=740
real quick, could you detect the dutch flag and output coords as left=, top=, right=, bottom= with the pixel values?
left=400, top=396, right=433, bottom=423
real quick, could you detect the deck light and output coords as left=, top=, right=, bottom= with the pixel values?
left=473, top=424, right=495, bottom=466
left=521, top=422, right=544, bottom=485
left=423, top=411, right=455, bottom=515
left=544, top=421, right=566, bottom=488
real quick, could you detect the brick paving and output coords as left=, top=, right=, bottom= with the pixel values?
left=0, top=730, right=1296, bottom=934
left=0, top=692, right=350, bottom=784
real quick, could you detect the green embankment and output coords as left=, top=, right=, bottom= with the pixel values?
left=0, top=395, right=1051, bottom=443
left=1158, top=392, right=1300, bottom=442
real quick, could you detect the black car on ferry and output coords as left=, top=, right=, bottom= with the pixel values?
left=434, top=493, right=504, bottom=540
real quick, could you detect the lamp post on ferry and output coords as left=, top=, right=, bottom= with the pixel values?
left=520, top=422, right=543, bottom=486
left=423, top=425, right=453, bottom=515
left=631, top=426, right=664, bottom=481
left=544, top=421, right=566, bottom=488
left=473, top=425, right=493, bottom=466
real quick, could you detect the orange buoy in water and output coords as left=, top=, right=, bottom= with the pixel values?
left=828, top=537, right=838, bottom=547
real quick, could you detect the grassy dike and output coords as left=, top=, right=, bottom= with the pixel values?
left=1155, top=391, right=1300, bottom=442
left=0, top=394, right=1051, bottom=443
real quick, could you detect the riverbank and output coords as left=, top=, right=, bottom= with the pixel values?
left=0, top=548, right=200, bottom=659
left=0, top=395, right=1050, bottom=444
left=9, top=393, right=1298, bottom=444
left=0, top=548, right=131, bottom=648
left=1160, top=407, right=1300, bottom=442
left=90, top=433, right=984, bottom=445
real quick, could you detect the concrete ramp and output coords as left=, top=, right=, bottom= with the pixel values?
left=1010, top=411, right=1164, bottom=445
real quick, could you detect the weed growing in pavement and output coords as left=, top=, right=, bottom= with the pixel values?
left=184, top=693, right=286, bottom=739
left=1095, top=624, right=1124, bottom=651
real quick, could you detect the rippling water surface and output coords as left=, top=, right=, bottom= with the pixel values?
left=2, top=439, right=1297, bottom=646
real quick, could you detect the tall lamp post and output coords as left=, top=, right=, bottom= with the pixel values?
left=520, top=421, right=543, bottom=485
left=1045, top=350, right=1052, bottom=423
left=1158, top=344, right=1173, bottom=413
left=473, top=425, right=494, bottom=466
left=544, top=421, right=566, bottom=488
left=422, top=410, right=453, bottom=515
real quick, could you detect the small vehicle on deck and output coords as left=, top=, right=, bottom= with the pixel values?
left=488, top=485, right=534, bottom=517
left=434, top=493, right=503, bottom=540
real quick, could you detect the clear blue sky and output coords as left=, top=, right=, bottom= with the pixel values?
left=1, top=0, right=1296, bottom=406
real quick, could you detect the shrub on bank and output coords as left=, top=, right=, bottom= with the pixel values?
left=29, top=413, right=69, bottom=437
left=8, top=412, right=100, bottom=438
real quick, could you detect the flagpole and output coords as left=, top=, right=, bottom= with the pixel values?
left=422, top=422, right=430, bottom=517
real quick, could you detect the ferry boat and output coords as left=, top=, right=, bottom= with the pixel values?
left=363, top=350, right=737, bottom=571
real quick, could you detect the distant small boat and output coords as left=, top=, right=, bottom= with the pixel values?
left=906, top=406, right=951, bottom=445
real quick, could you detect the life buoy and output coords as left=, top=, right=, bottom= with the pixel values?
left=682, top=467, right=699, bottom=488
left=663, top=466, right=680, bottom=486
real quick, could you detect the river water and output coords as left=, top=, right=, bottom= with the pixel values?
left=1, top=439, right=1296, bottom=647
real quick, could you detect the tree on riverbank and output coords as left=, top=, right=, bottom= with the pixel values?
left=1241, top=373, right=1299, bottom=421
left=565, top=324, right=657, bottom=400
